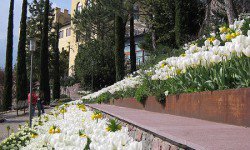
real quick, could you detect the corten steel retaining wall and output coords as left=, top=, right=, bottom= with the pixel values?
left=109, top=88, right=250, bottom=127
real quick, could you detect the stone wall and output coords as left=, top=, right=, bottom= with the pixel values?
left=88, top=107, right=188, bottom=150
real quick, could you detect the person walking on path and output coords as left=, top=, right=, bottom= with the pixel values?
left=28, top=89, right=38, bottom=117
left=37, top=92, right=45, bottom=117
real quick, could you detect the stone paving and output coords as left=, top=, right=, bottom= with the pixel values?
left=0, top=108, right=52, bottom=142
left=88, top=104, right=250, bottom=150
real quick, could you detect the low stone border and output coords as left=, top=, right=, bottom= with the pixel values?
left=87, top=105, right=191, bottom=150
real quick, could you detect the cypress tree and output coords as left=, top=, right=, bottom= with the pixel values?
left=130, top=9, right=136, bottom=73
left=52, top=23, right=60, bottom=100
left=115, top=14, right=126, bottom=81
left=3, top=0, right=14, bottom=111
left=40, top=0, right=50, bottom=105
left=174, top=0, right=181, bottom=48
left=16, top=0, right=28, bottom=102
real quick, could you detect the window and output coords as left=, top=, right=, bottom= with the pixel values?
left=76, top=2, right=83, bottom=13
left=66, top=28, right=71, bottom=37
left=59, top=30, right=64, bottom=39
left=133, top=4, right=139, bottom=20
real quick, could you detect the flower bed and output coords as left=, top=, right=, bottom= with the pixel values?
left=0, top=104, right=142, bottom=150
left=80, top=17, right=250, bottom=105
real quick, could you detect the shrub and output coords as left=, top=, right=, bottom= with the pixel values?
left=135, top=84, right=148, bottom=104
left=95, top=92, right=111, bottom=104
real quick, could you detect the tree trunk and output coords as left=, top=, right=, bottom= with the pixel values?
left=224, top=0, right=236, bottom=24
left=16, top=0, right=28, bottom=102
left=40, top=0, right=50, bottom=105
left=115, top=15, right=126, bottom=81
left=3, top=0, right=14, bottom=111
left=198, top=0, right=212, bottom=37
left=149, top=14, right=157, bottom=51
left=130, top=12, right=136, bottom=73
left=52, top=23, right=60, bottom=100
left=174, top=0, right=181, bottom=48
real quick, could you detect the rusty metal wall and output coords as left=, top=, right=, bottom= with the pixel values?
left=110, top=88, right=250, bottom=127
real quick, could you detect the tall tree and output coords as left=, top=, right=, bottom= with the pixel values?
left=40, top=0, right=50, bottom=105
left=130, top=7, right=136, bottom=73
left=174, top=0, right=181, bottom=48
left=224, top=0, right=237, bottom=24
left=16, top=0, right=28, bottom=102
left=3, top=0, right=14, bottom=111
left=26, top=0, right=54, bottom=82
left=115, top=14, right=126, bottom=81
left=52, top=23, right=60, bottom=100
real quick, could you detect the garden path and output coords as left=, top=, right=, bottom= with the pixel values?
left=88, top=104, right=250, bottom=150
left=0, top=108, right=52, bottom=142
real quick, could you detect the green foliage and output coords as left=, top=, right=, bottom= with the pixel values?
left=158, top=56, right=250, bottom=95
left=135, top=84, right=148, bottom=104
left=52, top=24, right=60, bottom=100
left=73, top=1, right=116, bottom=91
left=16, top=0, right=28, bottom=102
left=26, top=0, right=55, bottom=82
left=3, top=0, right=14, bottom=111
left=95, top=92, right=111, bottom=104
left=106, top=119, right=122, bottom=132
left=241, top=18, right=250, bottom=36
left=75, top=39, right=116, bottom=91
left=40, top=0, right=51, bottom=105
left=61, top=76, right=78, bottom=87
left=0, top=128, right=37, bottom=149
left=141, top=0, right=205, bottom=49
left=84, top=137, right=92, bottom=150
left=59, top=50, right=69, bottom=79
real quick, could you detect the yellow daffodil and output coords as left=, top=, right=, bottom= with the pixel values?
left=180, top=53, right=186, bottom=57
left=91, top=113, right=103, bottom=120
left=31, top=133, right=38, bottom=138
left=49, top=125, right=61, bottom=134
left=161, top=63, right=165, bottom=68
left=219, top=26, right=227, bottom=33
left=225, top=33, right=232, bottom=40
left=207, top=37, right=216, bottom=42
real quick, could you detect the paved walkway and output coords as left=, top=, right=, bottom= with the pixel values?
left=88, top=104, right=250, bottom=150
left=0, top=108, right=52, bottom=142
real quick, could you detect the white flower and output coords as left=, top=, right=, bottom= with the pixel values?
left=220, top=34, right=226, bottom=41
left=243, top=46, right=250, bottom=57
left=210, top=33, right=216, bottom=37
left=164, top=91, right=169, bottom=96
left=212, top=39, right=221, bottom=46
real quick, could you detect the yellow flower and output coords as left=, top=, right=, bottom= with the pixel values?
left=80, top=134, right=87, bottom=138
left=161, top=63, right=165, bottom=68
left=55, top=128, right=61, bottom=133
left=180, top=53, right=186, bottom=57
left=31, top=133, right=38, bottom=138
left=231, top=33, right=236, bottom=38
left=225, top=33, right=232, bottom=40
left=219, top=26, right=227, bottom=33
left=106, top=127, right=111, bottom=131
left=207, top=37, right=215, bottom=42
left=91, top=113, right=103, bottom=120
left=49, top=125, right=61, bottom=134
left=176, top=69, right=182, bottom=75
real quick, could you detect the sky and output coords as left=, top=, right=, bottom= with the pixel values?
left=0, top=0, right=71, bottom=68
